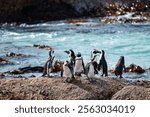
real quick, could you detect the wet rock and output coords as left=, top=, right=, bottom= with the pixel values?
left=5, top=66, right=43, bottom=75
left=0, top=73, right=5, bottom=78
left=100, top=14, right=148, bottom=24
left=0, top=57, right=13, bottom=65
left=6, top=52, right=27, bottom=57
left=109, top=64, right=146, bottom=74
left=126, top=64, right=145, bottom=74
left=65, top=19, right=88, bottom=23
left=112, top=86, right=150, bottom=100
left=33, top=44, right=52, bottom=50
left=0, top=57, right=9, bottom=63
left=30, top=75, right=36, bottom=77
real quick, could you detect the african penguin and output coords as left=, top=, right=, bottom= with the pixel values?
left=42, top=49, right=55, bottom=77
left=64, top=49, right=76, bottom=65
left=85, top=54, right=97, bottom=82
left=74, top=52, right=85, bottom=76
left=62, top=60, right=74, bottom=83
left=90, top=49, right=101, bottom=74
left=114, top=56, right=126, bottom=78
left=64, top=49, right=76, bottom=77
left=97, top=50, right=108, bottom=77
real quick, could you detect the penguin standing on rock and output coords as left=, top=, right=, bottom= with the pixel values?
left=85, top=53, right=97, bottom=82
left=62, top=60, right=74, bottom=83
left=42, top=49, right=55, bottom=77
left=74, top=52, right=85, bottom=76
left=97, top=50, right=108, bottom=77
left=114, top=56, right=126, bottom=78
left=90, top=49, right=101, bottom=74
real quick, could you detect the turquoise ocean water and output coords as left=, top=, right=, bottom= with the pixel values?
left=0, top=18, right=150, bottom=80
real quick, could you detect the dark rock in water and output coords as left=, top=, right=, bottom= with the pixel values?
left=0, top=57, right=9, bottom=63
left=100, top=14, right=149, bottom=24
left=6, top=52, right=27, bottom=57
left=112, top=86, right=150, bottom=100
left=0, top=57, right=13, bottom=65
left=65, top=19, right=88, bottom=23
left=33, top=44, right=52, bottom=50
left=0, top=73, right=5, bottom=78
left=126, top=64, right=145, bottom=74
left=53, top=60, right=64, bottom=72
left=5, top=66, right=43, bottom=75
left=109, top=64, right=146, bottom=74
left=30, top=75, right=36, bottom=77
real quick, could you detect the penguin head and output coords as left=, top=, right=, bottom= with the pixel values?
left=64, top=50, right=69, bottom=54
left=90, top=54, right=97, bottom=62
left=76, top=52, right=81, bottom=57
left=64, top=49, right=76, bottom=59
left=120, top=56, right=125, bottom=64
left=92, top=49, right=101, bottom=54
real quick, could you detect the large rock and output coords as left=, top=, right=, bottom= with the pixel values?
left=0, top=77, right=124, bottom=100
left=0, top=0, right=149, bottom=23
left=112, top=86, right=150, bottom=100
left=0, top=0, right=100, bottom=23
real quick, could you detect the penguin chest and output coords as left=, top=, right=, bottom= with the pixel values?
left=63, top=66, right=72, bottom=78
left=88, top=64, right=95, bottom=78
left=74, top=60, right=83, bottom=73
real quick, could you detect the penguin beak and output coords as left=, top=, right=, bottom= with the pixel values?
left=64, top=50, right=69, bottom=54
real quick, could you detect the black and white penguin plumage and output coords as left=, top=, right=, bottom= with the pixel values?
left=90, top=49, right=101, bottom=74
left=62, top=60, right=74, bottom=83
left=42, top=49, right=55, bottom=77
left=74, top=52, right=85, bottom=76
left=98, top=50, right=108, bottom=77
left=64, top=49, right=76, bottom=78
left=85, top=54, right=97, bottom=82
left=64, top=49, right=76, bottom=65
left=114, top=56, right=126, bottom=78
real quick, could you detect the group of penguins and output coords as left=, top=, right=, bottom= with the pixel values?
left=42, top=49, right=126, bottom=83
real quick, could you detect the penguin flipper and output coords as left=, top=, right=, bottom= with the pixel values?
left=98, top=60, right=102, bottom=70
left=85, top=63, right=90, bottom=75
left=51, top=56, right=55, bottom=64
left=82, top=58, right=85, bottom=73
left=42, top=61, right=49, bottom=76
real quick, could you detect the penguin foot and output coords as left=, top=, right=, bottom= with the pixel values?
left=48, top=76, right=53, bottom=78
left=41, top=74, right=45, bottom=77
